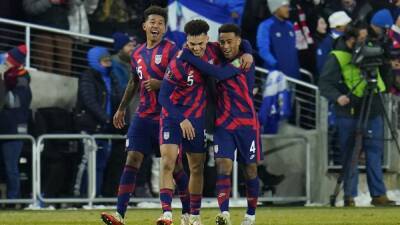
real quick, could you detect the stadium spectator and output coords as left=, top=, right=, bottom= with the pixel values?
left=370, top=9, right=394, bottom=37
left=111, top=32, right=136, bottom=91
left=240, top=0, right=269, bottom=50
left=23, top=0, right=73, bottom=76
left=74, top=46, right=122, bottom=196
left=0, top=45, right=31, bottom=199
left=257, top=0, right=300, bottom=79
left=318, top=24, right=395, bottom=206
left=324, top=0, right=373, bottom=22
left=316, top=11, right=351, bottom=75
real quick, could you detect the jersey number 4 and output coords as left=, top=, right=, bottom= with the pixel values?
left=250, top=140, right=256, bottom=153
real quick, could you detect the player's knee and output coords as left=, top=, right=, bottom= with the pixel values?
left=216, top=158, right=233, bottom=175
left=245, top=163, right=258, bottom=179
left=189, top=162, right=204, bottom=176
left=126, top=151, right=144, bottom=168
left=161, top=157, right=176, bottom=173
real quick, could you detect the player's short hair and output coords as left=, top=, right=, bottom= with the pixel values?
left=144, top=5, right=168, bottom=23
left=218, top=23, right=241, bottom=36
left=184, top=19, right=210, bottom=36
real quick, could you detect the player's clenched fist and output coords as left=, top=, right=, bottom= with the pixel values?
left=180, top=119, right=195, bottom=140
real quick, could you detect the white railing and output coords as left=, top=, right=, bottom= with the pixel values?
left=255, top=67, right=321, bottom=130
left=0, top=17, right=113, bottom=76
left=0, top=135, right=36, bottom=204
left=36, top=134, right=97, bottom=206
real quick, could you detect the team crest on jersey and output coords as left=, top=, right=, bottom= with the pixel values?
left=163, top=131, right=170, bottom=140
left=155, top=54, right=162, bottom=64
left=214, top=145, right=219, bottom=153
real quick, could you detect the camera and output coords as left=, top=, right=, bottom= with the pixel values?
left=351, top=41, right=385, bottom=70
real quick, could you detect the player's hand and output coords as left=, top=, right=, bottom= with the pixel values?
left=176, top=50, right=183, bottom=58
left=113, top=109, right=126, bottom=129
left=180, top=119, right=195, bottom=140
left=143, top=78, right=162, bottom=91
left=337, top=95, right=350, bottom=106
left=240, top=53, right=253, bottom=70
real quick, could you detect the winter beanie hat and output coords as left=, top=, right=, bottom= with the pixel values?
left=112, top=32, right=131, bottom=52
left=7, top=45, right=27, bottom=67
left=267, top=0, right=289, bottom=13
left=371, top=9, right=394, bottom=29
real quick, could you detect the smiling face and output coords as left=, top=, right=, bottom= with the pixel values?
left=219, top=32, right=241, bottom=60
left=186, top=34, right=209, bottom=57
left=143, top=14, right=166, bottom=45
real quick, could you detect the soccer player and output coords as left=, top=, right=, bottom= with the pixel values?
left=156, top=20, right=254, bottom=225
left=100, top=6, right=190, bottom=225
left=179, top=24, right=262, bottom=225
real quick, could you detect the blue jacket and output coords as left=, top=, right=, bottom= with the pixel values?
left=111, top=54, right=131, bottom=91
left=75, top=47, right=122, bottom=133
left=257, top=16, right=299, bottom=79
left=316, top=31, right=343, bottom=75
left=0, top=70, right=31, bottom=134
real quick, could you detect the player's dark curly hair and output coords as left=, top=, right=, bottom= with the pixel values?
left=184, top=19, right=210, bottom=36
left=144, top=5, right=168, bottom=23
left=218, top=23, right=241, bottom=36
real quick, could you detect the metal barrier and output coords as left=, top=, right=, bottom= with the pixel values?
left=259, top=134, right=311, bottom=204
left=0, top=134, right=36, bottom=204
left=0, top=17, right=113, bottom=77
left=90, top=134, right=127, bottom=203
left=254, top=67, right=320, bottom=130
left=36, top=134, right=97, bottom=205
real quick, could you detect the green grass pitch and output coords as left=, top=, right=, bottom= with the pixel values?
left=1, top=207, right=400, bottom=225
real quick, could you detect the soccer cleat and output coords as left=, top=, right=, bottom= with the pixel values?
left=180, top=213, right=190, bottom=225
left=189, top=215, right=203, bottom=225
left=240, top=216, right=256, bottom=225
left=156, top=214, right=174, bottom=225
left=101, top=212, right=125, bottom=225
left=215, top=213, right=232, bottom=225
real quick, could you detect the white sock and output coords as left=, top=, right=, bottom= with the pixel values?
left=245, top=214, right=255, bottom=221
left=163, top=211, right=172, bottom=219
left=222, top=211, right=230, bottom=216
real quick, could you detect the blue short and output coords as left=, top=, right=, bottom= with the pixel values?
left=160, top=117, right=206, bottom=153
left=126, top=116, right=160, bottom=156
left=213, top=127, right=263, bottom=164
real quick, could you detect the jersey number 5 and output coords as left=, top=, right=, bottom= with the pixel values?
left=187, top=75, right=194, bottom=86
left=136, top=66, right=143, bottom=80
